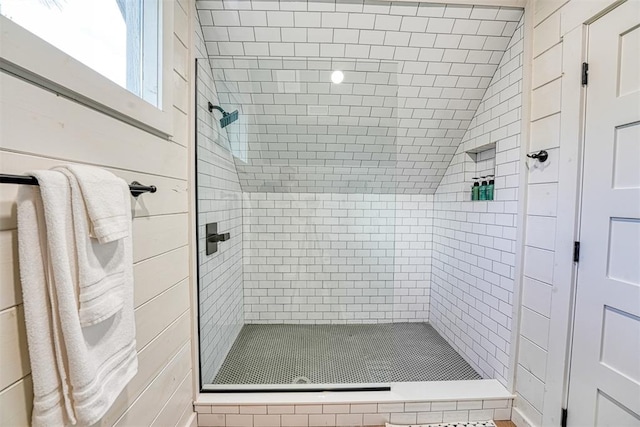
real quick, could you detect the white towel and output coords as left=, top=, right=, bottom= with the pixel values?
left=56, top=166, right=129, bottom=326
left=17, top=184, right=74, bottom=427
left=62, top=165, right=130, bottom=244
left=17, top=170, right=138, bottom=427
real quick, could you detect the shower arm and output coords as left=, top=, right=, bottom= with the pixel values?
left=208, top=102, right=230, bottom=117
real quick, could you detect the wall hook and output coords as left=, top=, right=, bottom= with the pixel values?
left=129, top=181, right=157, bottom=198
left=527, top=150, right=548, bottom=163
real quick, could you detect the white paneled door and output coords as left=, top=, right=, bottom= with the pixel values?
left=567, top=1, right=640, bottom=426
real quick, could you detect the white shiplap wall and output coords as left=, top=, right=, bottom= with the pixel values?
left=512, top=1, right=623, bottom=426
left=195, top=15, right=245, bottom=384
left=0, top=1, right=195, bottom=425
left=512, top=7, right=560, bottom=423
left=430, top=17, right=524, bottom=387
left=243, top=193, right=433, bottom=324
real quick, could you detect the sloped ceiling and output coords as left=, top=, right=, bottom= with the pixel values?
left=196, top=0, right=523, bottom=194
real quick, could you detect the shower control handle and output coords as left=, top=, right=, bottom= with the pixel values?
left=205, top=223, right=230, bottom=255
left=208, top=233, right=230, bottom=243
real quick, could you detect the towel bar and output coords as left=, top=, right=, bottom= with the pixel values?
left=0, top=173, right=157, bottom=198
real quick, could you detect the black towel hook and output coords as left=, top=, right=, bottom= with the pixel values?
left=527, top=150, right=548, bottom=163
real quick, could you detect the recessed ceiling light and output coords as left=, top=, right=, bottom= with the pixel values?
left=331, top=70, right=344, bottom=84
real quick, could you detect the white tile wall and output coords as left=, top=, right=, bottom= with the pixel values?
left=196, top=19, right=245, bottom=384
left=196, top=0, right=523, bottom=194
left=195, top=398, right=512, bottom=427
left=193, top=2, right=532, bottom=410
left=242, top=193, right=432, bottom=324
left=430, top=18, right=524, bottom=387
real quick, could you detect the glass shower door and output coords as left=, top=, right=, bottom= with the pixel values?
left=196, top=56, right=405, bottom=390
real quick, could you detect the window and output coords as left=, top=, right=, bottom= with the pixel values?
left=0, top=0, right=173, bottom=135
left=0, top=0, right=162, bottom=107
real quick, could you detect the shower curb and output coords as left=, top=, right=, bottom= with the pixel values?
left=195, top=380, right=514, bottom=427
left=195, top=398, right=512, bottom=427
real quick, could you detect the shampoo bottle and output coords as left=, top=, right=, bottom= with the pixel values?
left=487, top=175, right=495, bottom=200
left=479, top=177, right=488, bottom=200
left=472, top=178, right=480, bottom=201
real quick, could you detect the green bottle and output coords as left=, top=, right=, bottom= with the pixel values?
left=479, top=177, right=488, bottom=200
left=487, top=175, right=495, bottom=200
left=472, top=178, right=480, bottom=201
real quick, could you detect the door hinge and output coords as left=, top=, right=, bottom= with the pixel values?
left=561, top=408, right=568, bottom=427
left=573, top=241, right=580, bottom=263
left=581, top=62, right=589, bottom=86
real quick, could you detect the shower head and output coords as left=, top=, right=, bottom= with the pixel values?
left=208, top=102, right=239, bottom=128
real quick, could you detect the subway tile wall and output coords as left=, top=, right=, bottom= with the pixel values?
left=430, top=18, right=524, bottom=387
left=196, top=18, right=246, bottom=384
left=194, top=0, right=528, bottom=394
left=196, top=0, right=524, bottom=194
left=243, top=193, right=433, bottom=324
left=196, top=398, right=513, bottom=427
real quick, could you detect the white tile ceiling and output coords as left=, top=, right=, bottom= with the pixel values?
left=196, top=0, right=523, bottom=194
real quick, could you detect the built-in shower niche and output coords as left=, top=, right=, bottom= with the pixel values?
left=465, top=142, right=497, bottom=200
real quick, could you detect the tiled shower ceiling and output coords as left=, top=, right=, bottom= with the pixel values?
left=197, top=0, right=523, bottom=194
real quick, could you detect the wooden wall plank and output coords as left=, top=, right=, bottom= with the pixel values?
left=0, top=305, right=30, bottom=390
left=1, top=225, right=190, bottom=315
left=0, top=375, right=32, bottom=427
left=0, top=73, right=187, bottom=181
left=0, top=274, right=192, bottom=421
left=174, top=2, right=190, bottom=46
left=177, top=400, right=198, bottom=427
left=113, top=344, right=192, bottom=427
left=135, top=279, right=190, bottom=351
left=134, top=246, right=190, bottom=308
left=530, top=79, right=561, bottom=121
left=133, top=214, right=189, bottom=263
left=94, top=312, right=191, bottom=427
left=172, top=106, right=190, bottom=149
left=0, top=230, right=21, bottom=311
left=151, top=369, right=193, bottom=427
left=0, top=152, right=188, bottom=232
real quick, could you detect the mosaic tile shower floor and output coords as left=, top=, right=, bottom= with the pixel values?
left=212, top=323, right=481, bottom=385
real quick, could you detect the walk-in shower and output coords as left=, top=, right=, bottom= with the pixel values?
left=195, top=0, right=524, bottom=393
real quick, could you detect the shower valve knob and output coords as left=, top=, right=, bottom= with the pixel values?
left=205, top=223, right=230, bottom=255
left=208, top=233, right=230, bottom=243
